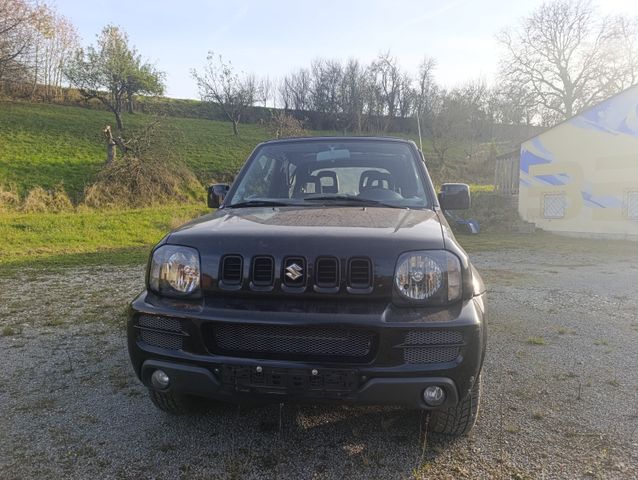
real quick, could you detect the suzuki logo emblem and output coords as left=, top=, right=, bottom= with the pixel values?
left=285, top=263, right=303, bottom=281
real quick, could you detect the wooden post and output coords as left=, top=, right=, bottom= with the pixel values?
left=103, top=125, right=116, bottom=165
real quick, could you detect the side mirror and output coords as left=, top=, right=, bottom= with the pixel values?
left=207, top=184, right=230, bottom=208
left=438, top=183, right=470, bottom=210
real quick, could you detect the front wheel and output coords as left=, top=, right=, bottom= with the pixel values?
left=429, top=374, right=482, bottom=437
left=147, top=388, right=197, bottom=414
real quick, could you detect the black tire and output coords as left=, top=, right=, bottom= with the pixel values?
left=147, top=388, right=196, bottom=414
left=429, top=374, right=482, bottom=437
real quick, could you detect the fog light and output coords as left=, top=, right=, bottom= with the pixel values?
left=423, top=386, right=446, bottom=406
left=151, top=369, right=170, bottom=389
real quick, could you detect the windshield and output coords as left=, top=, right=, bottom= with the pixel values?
left=226, top=140, right=431, bottom=208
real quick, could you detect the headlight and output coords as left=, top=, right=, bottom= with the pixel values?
left=394, top=250, right=461, bottom=304
left=148, top=245, right=201, bottom=297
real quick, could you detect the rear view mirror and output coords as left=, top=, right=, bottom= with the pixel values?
left=316, top=149, right=350, bottom=161
left=207, top=184, right=230, bottom=208
left=438, top=183, right=470, bottom=210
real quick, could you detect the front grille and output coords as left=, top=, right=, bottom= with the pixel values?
left=316, top=257, right=339, bottom=287
left=221, top=255, right=242, bottom=285
left=215, top=255, right=374, bottom=293
left=348, top=258, right=372, bottom=288
left=208, top=323, right=375, bottom=362
left=252, top=256, right=274, bottom=286
left=404, top=346, right=460, bottom=364
left=402, top=329, right=464, bottom=364
left=137, top=315, right=184, bottom=350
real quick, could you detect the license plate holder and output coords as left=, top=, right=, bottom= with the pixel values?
left=221, top=365, right=359, bottom=396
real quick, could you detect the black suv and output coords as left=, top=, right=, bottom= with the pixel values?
left=128, top=137, right=486, bottom=437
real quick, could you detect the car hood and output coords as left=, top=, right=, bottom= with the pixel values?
left=168, top=206, right=445, bottom=252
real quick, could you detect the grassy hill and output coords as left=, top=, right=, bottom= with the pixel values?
left=1, top=101, right=483, bottom=203
left=0, top=100, right=497, bottom=267
left=0, top=102, right=282, bottom=201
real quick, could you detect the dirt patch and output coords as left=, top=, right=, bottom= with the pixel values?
left=480, top=268, right=531, bottom=286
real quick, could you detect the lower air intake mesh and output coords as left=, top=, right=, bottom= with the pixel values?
left=404, top=330, right=463, bottom=345
left=402, top=329, right=463, bottom=364
left=209, top=323, right=374, bottom=361
left=404, top=346, right=460, bottom=364
left=138, top=315, right=182, bottom=332
left=137, top=315, right=183, bottom=350
left=140, top=329, right=183, bottom=350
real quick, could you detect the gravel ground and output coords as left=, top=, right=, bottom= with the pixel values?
left=1, top=246, right=637, bottom=479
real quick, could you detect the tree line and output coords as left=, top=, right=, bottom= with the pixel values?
left=193, top=0, right=638, bottom=141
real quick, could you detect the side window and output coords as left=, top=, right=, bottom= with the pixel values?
left=543, top=193, right=567, bottom=219
left=234, top=154, right=277, bottom=200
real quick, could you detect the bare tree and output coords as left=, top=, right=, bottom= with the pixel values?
left=26, top=4, right=79, bottom=101
left=310, top=58, right=342, bottom=114
left=0, top=0, right=33, bottom=82
left=396, top=71, right=415, bottom=118
left=370, top=52, right=402, bottom=119
left=279, top=68, right=312, bottom=111
left=422, top=82, right=492, bottom=167
left=498, top=0, right=638, bottom=122
left=257, top=76, right=272, bottom=107
left=414, top=57, right=437, bottom=119
left=493, top=82, right=538, bottom=125
left=604, top=16, right=638, bottom=91
left=193, top=52, right=256, bottom=136
left=339, top=58, right=366, bottom=132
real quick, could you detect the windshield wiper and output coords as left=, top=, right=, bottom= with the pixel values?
left=226, top=200, right=294, bottom=208
left=302, top=195, right=404, bottom=208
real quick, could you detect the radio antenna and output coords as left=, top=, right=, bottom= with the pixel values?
left=416, top=109, right=423, bottom=152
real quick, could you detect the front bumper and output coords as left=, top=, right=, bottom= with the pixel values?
left=127, top=293, right=486, bottom=410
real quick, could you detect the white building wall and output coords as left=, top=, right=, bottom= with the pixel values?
left=518, top=85, right=638, bottom=238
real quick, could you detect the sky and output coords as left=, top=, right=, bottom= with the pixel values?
left=55, top=0, right=638, bottom=100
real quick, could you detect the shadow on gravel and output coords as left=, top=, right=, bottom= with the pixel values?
left=141, top=400, right=450, bottom=478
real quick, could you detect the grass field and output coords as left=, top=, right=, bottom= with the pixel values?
left=0, top=204, right=209, bottom=273
left=0, top=102, right=279, bottom=200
